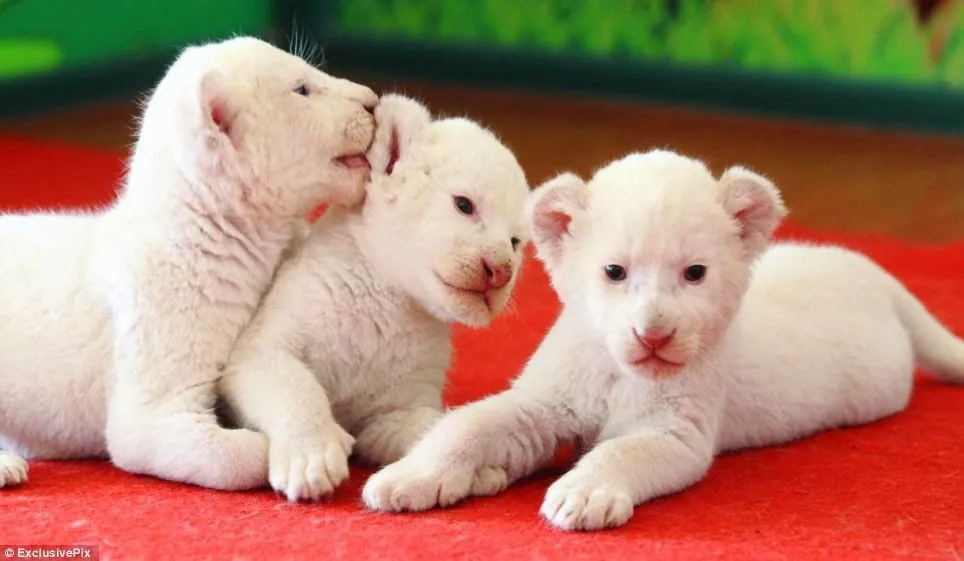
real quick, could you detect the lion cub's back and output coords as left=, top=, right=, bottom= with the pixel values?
left=718, top=242, right=914, bottom=452
left=0, top=212, right=112, bottom=459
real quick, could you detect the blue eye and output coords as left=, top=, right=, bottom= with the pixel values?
left=453, top=196, right=475, bottom=216
left=604, top=264, right=626, bottom=282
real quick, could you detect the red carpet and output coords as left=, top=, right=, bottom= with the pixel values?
left=1, top=137, right=962, bottom=560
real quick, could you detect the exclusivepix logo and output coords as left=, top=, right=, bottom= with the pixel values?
left=3, top=546, right=97, bottom=559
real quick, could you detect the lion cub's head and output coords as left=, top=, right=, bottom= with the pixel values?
left=528, top=150, right=787, bottom=378
left=131, top=36, right=378, bottom=217
left=359, top=94, right=531, bottom=327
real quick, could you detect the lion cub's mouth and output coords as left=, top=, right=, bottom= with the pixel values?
left=336, top=154, right=371, bottom=170
left=628, top=353, right=686, bottom=379
left=435, top=272, right=492, bottom=312
left=631, top=354, right=684, bottom=368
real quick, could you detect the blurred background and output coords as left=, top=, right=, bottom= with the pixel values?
left=1, top=0, right=962, bottom=242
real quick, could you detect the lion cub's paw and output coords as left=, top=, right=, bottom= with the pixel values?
left=269, top=425, right=355, bottom=503
left=540, top=472, right=634, bottom=531
left=469, top=465, right=509, bottom=496
left=362, top=459, right=501, bottom=512
left=0, top=451, right=28, bottom=488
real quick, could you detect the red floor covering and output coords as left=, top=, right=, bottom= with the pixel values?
left=1, top=137, right=962, bottom=560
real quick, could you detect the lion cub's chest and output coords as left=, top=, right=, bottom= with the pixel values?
left=301, top=290, right=449, bottom=415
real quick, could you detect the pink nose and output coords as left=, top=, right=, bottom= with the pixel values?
left=635, top=328, right=676, bottom=351
left=482, top=259, right=513, bottom=290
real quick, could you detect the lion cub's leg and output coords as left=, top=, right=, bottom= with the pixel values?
left=106, top=381, right=269, bottom=491
left=103, top=269, right=269, bottom=491
left=220, top=346, right=354, bottom=503
left=353, top=406, right=442, bottom=467
left=362, top=389, right=560, bottom=512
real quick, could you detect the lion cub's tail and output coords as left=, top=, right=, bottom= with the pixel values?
left=888, top=275, right=964, bottom=384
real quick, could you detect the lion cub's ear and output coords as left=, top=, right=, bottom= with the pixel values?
left=368, top=94, right=432, bottom=175
left=527, top=172, right=589, bottom=271
left=717, top=165, right=787, bottom=261
left=168, top=49, right=241, bottom=174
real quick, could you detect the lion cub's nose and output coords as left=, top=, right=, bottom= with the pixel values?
left=635, top=328, right=676, bottom=351
left=339, top=80, right=378, bottom=113
left=481, top=259, right=513, bottom=290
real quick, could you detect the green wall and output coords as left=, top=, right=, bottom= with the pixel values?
left=331, top=0, right=964, bottom=91
left=1, top=0, right=962, bottom=134
left=6, top=0, right=961, bottom=91
left=0, top=0, right=272, bottom=80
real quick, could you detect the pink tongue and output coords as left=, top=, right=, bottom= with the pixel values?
left=340, top=154, right=370, bottom=169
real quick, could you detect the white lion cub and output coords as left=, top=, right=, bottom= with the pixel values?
left=362, top=149, right=964, bottom=530
left=218, top=94, right=531, bottom=502
left=0, top=36, right=378, bottom=491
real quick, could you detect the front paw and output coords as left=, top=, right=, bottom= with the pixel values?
left=362, top=457, right=477, bottom=512
left=269, top=424, right=355, bottom=503
left=0, top=452, right=28, bottom=488
left=540, top=472, right=634, bottom=531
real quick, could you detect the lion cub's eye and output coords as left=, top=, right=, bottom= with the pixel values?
left=604, top=264, right=627, bottom=282
left=453, top=195, right=475, bottom=216
left=293, top=84, right=309, bottom=96
left=683, top=264, right=707, bottom=283
left=511, top=237, right=521, bottom=251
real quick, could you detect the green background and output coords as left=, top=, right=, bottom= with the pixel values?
left=333, top=0, right=964, bottom=91
left=1, top=0, right=962, bottom=134
left=0, top=0, right=271, bottom=79
left=3, top=0, right=962, bottom=89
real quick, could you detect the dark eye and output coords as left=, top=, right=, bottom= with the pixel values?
left=510, top=237, right=521, bottom=251
left=293, top=84, right=309, bottom=96
left=453, top=196, right=475, bottom=216
left=604, top=264, right=626, bottom=282
left=684, top=264, right=707, bottom=283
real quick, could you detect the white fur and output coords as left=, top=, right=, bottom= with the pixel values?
left=218, top=95, right=532, bottom=502
left=0, top=36, right=378, bottom=490
left=361, top=149, right=964, bottom=530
